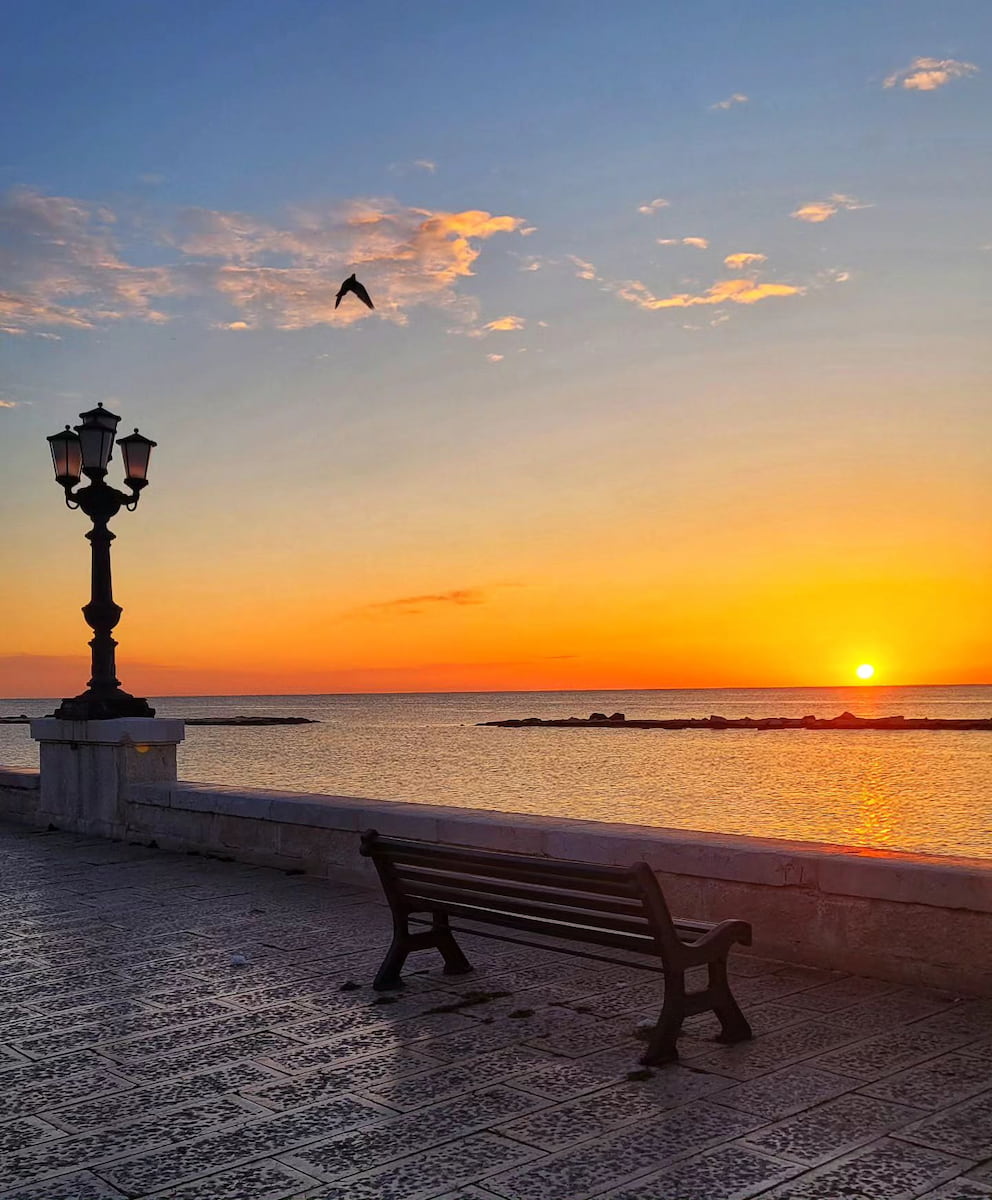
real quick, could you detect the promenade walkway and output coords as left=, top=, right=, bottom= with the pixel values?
left=1, top=821, right=991, bottom=1200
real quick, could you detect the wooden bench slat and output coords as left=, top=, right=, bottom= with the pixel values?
left=365, top=837, right=643, bottom=896
left=403, top=896, right=660, bottom=954
left=393, top=864, right=649, bottom=917
left=397, top=879, right=655, bottom=938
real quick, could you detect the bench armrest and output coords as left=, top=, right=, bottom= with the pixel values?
left=680, top=918, right=752, bottom=965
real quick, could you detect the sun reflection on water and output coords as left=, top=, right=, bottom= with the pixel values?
left=849, top=759, right=897, bottom=847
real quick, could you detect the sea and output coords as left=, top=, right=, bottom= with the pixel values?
left=1, top=686, right=989, bottom=859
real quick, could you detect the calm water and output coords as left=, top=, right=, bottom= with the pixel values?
left=1, top=686, right=990, bottom=858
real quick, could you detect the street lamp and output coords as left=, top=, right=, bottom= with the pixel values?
left=46, top=403, right=158, bottom=720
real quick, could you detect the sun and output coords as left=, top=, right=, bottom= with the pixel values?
left=855, top=663, right=875, bottom=681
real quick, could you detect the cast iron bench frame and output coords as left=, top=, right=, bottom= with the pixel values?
left=360, top=829, right=753, bottom=1064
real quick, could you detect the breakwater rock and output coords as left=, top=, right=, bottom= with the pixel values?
left=480, top=710, right=992, bottom=731
left=0, top=715, right=318, bottom=726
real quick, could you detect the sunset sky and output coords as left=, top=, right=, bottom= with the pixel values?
left=2, top=0, right=990, bottom=697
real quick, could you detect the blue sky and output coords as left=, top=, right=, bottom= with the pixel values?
left=2, top=0, right=990, bottom=693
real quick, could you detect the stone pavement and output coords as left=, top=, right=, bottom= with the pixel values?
left=1, top=824, right=991, bottom=1200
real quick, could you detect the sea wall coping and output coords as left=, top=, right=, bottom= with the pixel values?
left=129, top=780, right=992, bottom=915
left=30, top=718, right=186, bottom=745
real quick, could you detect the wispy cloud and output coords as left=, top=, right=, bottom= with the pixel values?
left=615, top=276, right=803, bottom=310
left=413, top=158, right=437, bottom=173
left=567, top=255, right=600, bottom=281
left=637, top=198, right=670, bottom=215
left=0, top=188, right=529, bottom=334
left=0, top=398, right=21, bottom=408
left=884, top=57, right=978, bottom=91
left=483, top=315, right=525, bottom=332
left=357, top=588, right=489, bottom=617
left=486, top=353, right=504, bottom=363
left=0, top=188, right=178, bottom=335
left=710, top=93, right=748, bottom=110
left=791, top=194, right=870, bottom=223
left=724, top=252, right=767, bottom=269
left=658, top=236, right=709, bottom=249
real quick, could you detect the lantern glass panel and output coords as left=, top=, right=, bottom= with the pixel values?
left=119, top=430, right=156, bottom=483
left=76, top=423, right=116, bottom=471
left=47, top=428, right=82, bottom=484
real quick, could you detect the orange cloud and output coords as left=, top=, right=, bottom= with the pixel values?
left=658, top=237, right=709, bottom=249
left=0, top=188, right=529, bottom=334
left=615, top=276, right=803, bottom=309
left=483, top=315, right=525, bottom=332
left=568, top=255, right=600, bottom=281
left=724, top=252, right=767, bottom=269
left=486, top=353, right=504, bottom=363
left=357, top=588, right=489, bottom=617
left=884, top=57, right=978, bottom=91
left=637, top=198, right=670, bottom=215
left=791, top=194, right=869, bottom=223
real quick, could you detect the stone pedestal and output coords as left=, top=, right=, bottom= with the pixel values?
left=29, top=718, right=185, bottom=839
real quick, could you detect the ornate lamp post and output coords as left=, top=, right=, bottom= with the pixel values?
left=46, top=403, right=158, bottom=720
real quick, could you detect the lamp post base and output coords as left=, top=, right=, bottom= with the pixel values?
left=52, top=690, right=156, bottom=720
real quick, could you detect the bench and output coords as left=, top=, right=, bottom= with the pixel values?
left=359, top=829, right=753, bottom=1064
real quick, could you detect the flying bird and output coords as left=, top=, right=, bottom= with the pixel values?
left=335, top=273, right=374, bottom=310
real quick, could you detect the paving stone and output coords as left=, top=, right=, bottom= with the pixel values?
left=757, top=1138, right=969, bottom=1199
left=495, top=1080, right=709, bottom=1152
left=784, top=975, right=899, bottom=1012
left=894, top=1091, right=992, bottom=1160
left=289, top=1131, right=541, bottom=1199
left=0, top=1116, right=66, bottom=1154
left=98, top=1096, right=388, bottom=1194
left=713, top=1063, right=856, bottom=1120
left=501, top=1046, right=648, bottom=1100
left=739, top=1091, right=925, bottom=1165
left=5, top=1069, right=130, bottom=1119
left=815, top=1025, right=982, bottom=1081
left=143, top=1159, right=323, bottom=1200
left=597, top=1143, right=802, bottom=1199
left=861, top=1054, right=992, bottom=1111
left=11, top=1000, right=237, bottom=1059
left=246, top=1049, right=440, bottom=1111
left=680, top=1001, right=812, bottom=1042
left=679, top=1015, right=862, bottom=1080
left=0, top=1169, right=127, bottom=1198
left=483, top=1100, right=762, bottom=1199
left=920, top=1181, right=992, bottom=1199
left=96, top=1003, right=308, bottom=1063
left=958, top=1040, right=992, bottom=1062
left=366, top=1046, right=550, bottom=1111
left=910, top=1004, right=992, bottom=1040
left=121, top=1031, right=302, bottom=1083
left=0, top=1124, right=167, bottom=1192
left=283, top=1085, right=547, bottom=1181
left=45, top=1061, right=279, bottom=1132
left=415, top=1022, right=527, bottom=1062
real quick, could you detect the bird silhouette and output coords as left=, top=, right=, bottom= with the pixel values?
left=335, top=274, right=374, bottom=310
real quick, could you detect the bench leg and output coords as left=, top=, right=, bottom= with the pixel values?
left=433, top=913, right=473, bottom=977
left=372, top=936, right=409, bottom=991
left=709, top=959, right=753, bottom=1044
left=641, top=974, right=685, bottom=1066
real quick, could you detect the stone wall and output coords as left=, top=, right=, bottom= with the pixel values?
left=0, top=767, right=40, bottom=824
left=2, top=764, right=990, bottom=996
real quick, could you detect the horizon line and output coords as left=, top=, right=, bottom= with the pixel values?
left=2, top=682, right=989, bottom=702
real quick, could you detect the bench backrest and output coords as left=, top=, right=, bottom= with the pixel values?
left=360, top=830, right=683, bottom=961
